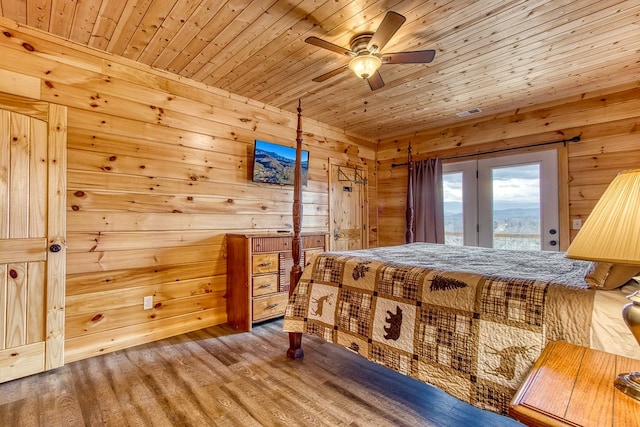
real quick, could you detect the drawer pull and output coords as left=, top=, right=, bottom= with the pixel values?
left=266, top=303, right=279, bottom=309
left=258, top=262, right=272, bottom=267
left=259, top=283, right=272, bottom=288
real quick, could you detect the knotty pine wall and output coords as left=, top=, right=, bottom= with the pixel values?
left=377, top=83, right=640, bottom=250
left=0, top=18, right=376, bottom=363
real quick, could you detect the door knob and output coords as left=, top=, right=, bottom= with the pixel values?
left=49, top=244, right=62, bottom=253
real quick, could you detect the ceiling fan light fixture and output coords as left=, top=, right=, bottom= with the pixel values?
left=349, top=54, right=382, bottom=79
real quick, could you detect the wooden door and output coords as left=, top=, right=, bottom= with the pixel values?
left=329, top=162, right=368, bottom=251
left=0, top=99, right=66, bottom=383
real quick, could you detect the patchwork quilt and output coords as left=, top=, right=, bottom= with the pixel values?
left=283, top=243, right=595, bottom=415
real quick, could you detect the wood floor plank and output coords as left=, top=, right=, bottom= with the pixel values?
left=0, top=319, right=523, bottom=426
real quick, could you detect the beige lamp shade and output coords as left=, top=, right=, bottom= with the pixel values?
left=566, top=168, right=640, bottom=265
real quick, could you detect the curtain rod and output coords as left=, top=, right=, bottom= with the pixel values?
left=391, top=135, right=580, bottom=168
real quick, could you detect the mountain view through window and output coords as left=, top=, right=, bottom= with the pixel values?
left=443, top=164, right=541, bottom=250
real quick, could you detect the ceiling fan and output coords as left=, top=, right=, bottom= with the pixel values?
left=305, top=11, right=436, bottom=90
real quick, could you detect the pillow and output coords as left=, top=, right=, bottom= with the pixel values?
left=584, top=262, right=640, bottom=290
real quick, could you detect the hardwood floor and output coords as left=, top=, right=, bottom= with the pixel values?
left=0, top=320, right=523, bottom=426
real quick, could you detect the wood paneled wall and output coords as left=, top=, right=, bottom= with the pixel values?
left=0, top=17, right=376, bottom=363
left=377, top=83, right=640, bottom=249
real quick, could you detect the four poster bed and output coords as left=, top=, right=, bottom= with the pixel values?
left=282, top=102, right=640, bottom=415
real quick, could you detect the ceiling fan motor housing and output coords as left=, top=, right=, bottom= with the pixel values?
left=350, top=33, right=375, bottom=55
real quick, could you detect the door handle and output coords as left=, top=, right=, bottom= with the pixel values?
left=334, top=228, right=340, bottom=240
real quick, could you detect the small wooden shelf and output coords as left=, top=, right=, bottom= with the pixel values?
left=226, top=232, right=326, bottom=331
left=509, top=341, right=640, bottom=426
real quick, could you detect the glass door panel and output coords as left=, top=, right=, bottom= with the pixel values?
left=443, top=172, right=463, bottom=245
left=442, top=160, right=478, bottom=247
left=478, top=150, right=559, bottom=251
left=489, top=164, right=541, bottom=250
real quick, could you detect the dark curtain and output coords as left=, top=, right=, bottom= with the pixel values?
left=406, top=158, right=444, bottom=243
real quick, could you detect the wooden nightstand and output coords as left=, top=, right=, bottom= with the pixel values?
left=509, top=341, right=640, bottom=426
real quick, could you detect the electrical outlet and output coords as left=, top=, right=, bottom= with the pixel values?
left=143, top=296, right=153, bottom=310
left=572, top=219, right=582, bottom=230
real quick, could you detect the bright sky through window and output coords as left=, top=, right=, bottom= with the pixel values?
left=444, top=164, right=540, bottom=213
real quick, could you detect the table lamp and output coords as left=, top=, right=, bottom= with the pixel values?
left=565, top=168, right=640, bottom=400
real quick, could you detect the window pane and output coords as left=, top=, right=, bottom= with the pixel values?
left=443, top=172, right=463, bottom=246
left=491, top=164, right=540, bottom=250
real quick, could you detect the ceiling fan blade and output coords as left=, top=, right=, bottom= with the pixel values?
left=381, top=50, right=436, bottom=64
left=367, top=70, right=385, bottom=91
left=305, top=37, right=354, bottom=56
left=367, top=11, right=406, bottom=54
left=312, top=64, right=349, bottom=82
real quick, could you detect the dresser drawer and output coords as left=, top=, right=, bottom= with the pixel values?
left=252, top=253, right=278, bottom=274
left=253, top=293, right=288, bottom=321
left=302, top=235, right=325, bottom=249
left=252, top=237, right=291, bottom=252
left=253, top=274, right=278, bottom=296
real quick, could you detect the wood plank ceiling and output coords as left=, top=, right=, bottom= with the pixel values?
left=1, top=0, right=639, bottom=140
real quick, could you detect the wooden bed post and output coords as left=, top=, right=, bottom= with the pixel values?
left=405, top=142, right=414, bottom=243
left=287, top=99, right=304, bottom=359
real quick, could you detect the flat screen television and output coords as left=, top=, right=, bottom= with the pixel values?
left=252, top=140, right=309, bottom=186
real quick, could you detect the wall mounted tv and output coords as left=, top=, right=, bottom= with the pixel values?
left=252, top=140, right=309, bottom=186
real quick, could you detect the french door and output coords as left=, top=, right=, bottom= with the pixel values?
left=442, top=150, right=559, bottom=251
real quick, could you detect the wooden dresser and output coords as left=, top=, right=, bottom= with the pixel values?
left=226, top=232, right=327, bottom=331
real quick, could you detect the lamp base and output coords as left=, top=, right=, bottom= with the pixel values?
left=614, top=371, right=640, bottom=400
